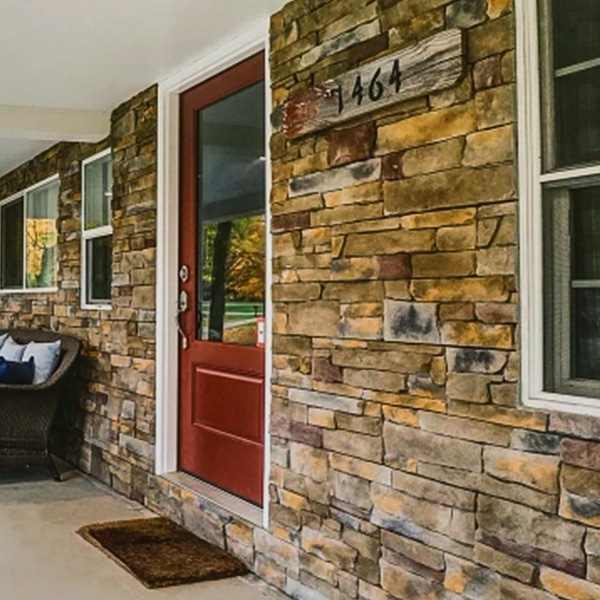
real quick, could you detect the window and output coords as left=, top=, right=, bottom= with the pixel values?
left=0, top=177, right=59, bottom=291
left=519, top=0, right=600, bottom=412
left=82, top=150, right=113, bottom=308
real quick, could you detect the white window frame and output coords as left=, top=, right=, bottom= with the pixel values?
left=0, top=174, right=60, bottom=294
left=517, top=0, right=600, bottom=416
left=81, top=148, right=113, bottom=310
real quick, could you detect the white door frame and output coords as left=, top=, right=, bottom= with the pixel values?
left=154, top=21, right=272, bottom=527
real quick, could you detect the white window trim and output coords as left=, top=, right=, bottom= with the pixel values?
left=517, top=0, right=600, bottom=416
left=81, top=148, right=113, bottom=311
left=156, top=20, right=272, bottom=528
left=0, top=174, right=60, bottom=294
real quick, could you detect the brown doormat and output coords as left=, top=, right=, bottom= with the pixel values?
left=77, top=517, right=248, bottom=589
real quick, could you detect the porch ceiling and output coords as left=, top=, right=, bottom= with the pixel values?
left=0, top=0, right=286, bottom=178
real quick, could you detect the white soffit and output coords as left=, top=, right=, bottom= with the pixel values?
left=0, top=0, right=287, bottom=177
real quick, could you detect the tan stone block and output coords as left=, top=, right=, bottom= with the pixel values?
left=382, top=406, right=419, bottom=427
left=484, top=447, right=560, bottom=493
left=301, top=528, right=357, bottom=572
left=333, top=347, right=431, bottom=373
left=411, top=276, right=509, bottom=303
left=308, top=408, right=335, bottom=429
left=437, top=224, right=477, bottom=250
left=339, top=316, right=383, bottom=341
left=384, top=422, right=482, bottom=472
left=429, top=66, right=474, bottom=110
left=449, top=399, right=548, bottom=430
left=442, top=320, right=513, bottom=349
left=495, top=214, right=517, bottom=245
left=381, top=530, right=445, bottom=571
left=412, top=251, right=475, bottom=278
left=321, top=3, right=378, bottom=41
left=399, top=207, right=476, bottom=230
left=329, top=453, right=391, bottom=485
left=330, top=257, right=378, bottom=281
left=290, top=443, right=329, bottom=483
left=444, top=555, right=501, bottom=598
left=345, top=229, right=435, bottom=255
left=447, top=372, right=498, bottom=403
left=473, top=55, right=503, bottom=91
left=488, top=0, right=512, bottom=19
left=373, top=483, right=475, bottom=544
left=560, top=465, right=600, bottom=527
left=463, top=125, right=514, bottom=166
left=271, top=192, right=321, bottom=215
left=344, top=368, right=406, bottom=393
left=477, top=245, right=516, bottom=276
left=477, top=218, right=499, bottom=248
left=490, top=382, right=517, bottom=406
left=430, top=355, right=447, bottom=385
left=286, top=302, right=339, bottom=337
left=402, top=138, right=464, bottom=178
left=476, top=85, right=515, bottom=130
left=311, top=202, right=383, bottom=227
left=384, top=280, right=411, bottom=299
left=291, top=152, right=329, bottom=177
left=540, top=567, right=600, bottom=600
left=378, top=104, right=476, bottom=153
left=474, top=543, right=535, bottom=584
left=475, top=302, right=517, bottom=323
left=323, top=182, right=381, bottom=208
left=323, top=281, right=384, bottom=302
left=419, top=412, right=511, bottom=446
left=366, top=390, right=446, bottom=413
left=468, top=14, right=515, bottom=63
left=336, top=413, right=381, bottom=436
left=273, top=283, right=322, bottom=302
left=385, top=165, right=515, bottom=216
left=439, top=302, right=475, bottom=321
left=323, top=430, right=382, bottom=462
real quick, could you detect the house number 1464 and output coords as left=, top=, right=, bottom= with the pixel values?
left=338, top=58, right=403, bottom=115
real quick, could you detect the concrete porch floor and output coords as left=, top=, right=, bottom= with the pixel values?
left=0, top=467, right=285, bottom=600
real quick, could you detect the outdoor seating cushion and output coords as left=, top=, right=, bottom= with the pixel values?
left=22, top=340, right=62, bottom=384
left=0, top=337, right=27, bottom=361
left=0, top=356, right=34, bottom=384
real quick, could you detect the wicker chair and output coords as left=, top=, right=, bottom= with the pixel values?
left=0, top=329, right=80, bottom=480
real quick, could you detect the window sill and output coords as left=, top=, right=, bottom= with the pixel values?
left=81, top=303, right=111, bottom=311
left=0, top=287, right=58, bottom=295
left=524, top=391, right=600, bottom=418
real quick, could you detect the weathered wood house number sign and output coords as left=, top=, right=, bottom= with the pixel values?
left=275, top=28, right=465, bottom=139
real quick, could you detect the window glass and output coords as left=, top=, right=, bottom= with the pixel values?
left=197, top=82, right=265, bottom=345
left=86, top=235, right=112, bottom=304
left=84, top=154, right=112, bottom=230
left=26, top=180, right=59, bottom=289
left=0, top=198, right=24, bottom=289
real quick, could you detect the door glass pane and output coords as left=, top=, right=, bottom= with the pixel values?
left=84, top=154, right=112, bottom=230
left=555, top=66, right=600, bottom=167
left=26, top=180, right=59, bottom=288
left=0, top=198, right=24, bottom=289
left=552, top=0, right=600, bottom=70
left=197, top=82, right=265, bottom=345
left=86, top=235, right=112, bottom=304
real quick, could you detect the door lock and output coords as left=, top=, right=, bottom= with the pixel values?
left=178, top=290, right=189, bottom=313
left=177, top=290, right=189, bottom=349
left=179, top=265, right=190, bottom=283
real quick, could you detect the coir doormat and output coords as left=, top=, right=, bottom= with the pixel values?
left=77, top=517, right=248, bottom=589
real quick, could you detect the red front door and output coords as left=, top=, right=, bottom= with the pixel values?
left=178, top=53, right=266, bottom=506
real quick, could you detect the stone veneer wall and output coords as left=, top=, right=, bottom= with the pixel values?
left=0, top=85, right=157, bottom=498
left=258, top=0, right=600, bottom=599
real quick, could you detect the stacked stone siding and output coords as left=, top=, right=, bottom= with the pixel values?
left=0, top=85, right=157, bottom=497
left=261, top=0, right=600, bottom=598
left=4, top=2, right=600, bottom=600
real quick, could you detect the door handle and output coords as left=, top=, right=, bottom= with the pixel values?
left=177, top=290, right=189, bottom=350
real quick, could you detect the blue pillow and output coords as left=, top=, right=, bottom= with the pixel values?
left=22, top=340, right=62, bottom=384
left=0, top=357, right=35, bottom=384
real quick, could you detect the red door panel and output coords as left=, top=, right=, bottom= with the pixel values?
left=178, top=53, right=266, bottom=506
left=192, top=365, right=264, bottom=442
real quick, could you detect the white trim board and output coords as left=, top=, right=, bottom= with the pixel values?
left=155, top=21, right=272, bottom=528
left=516, top=0, right=600, bottom=417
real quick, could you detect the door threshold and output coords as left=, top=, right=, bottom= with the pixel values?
left=161, top=471, right=264, bottom=527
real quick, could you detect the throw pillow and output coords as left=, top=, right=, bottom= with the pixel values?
left=0, top=337, right=27, bottom=361
left=22, top=340, right=62, bottom=385
left=0, top=357, right=35, bottom=384
left=0, top=333, right=8, bottom=350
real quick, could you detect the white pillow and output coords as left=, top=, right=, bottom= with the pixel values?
left=0, top=333, right=8, bottom=350
left=22, top=340, right=62, bottom=384
left=0, top=337, right=27, bottom=361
